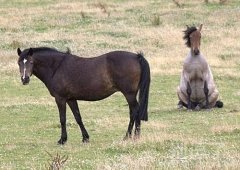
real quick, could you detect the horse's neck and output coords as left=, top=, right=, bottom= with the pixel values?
left=184, top=51, right=214, bottom=83
left=32, top=54, right=65, bottom=85
left=185, top=51, right=206, bottom=64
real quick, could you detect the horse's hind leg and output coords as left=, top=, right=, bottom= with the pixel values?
left=55, top=97, right=67, bottom=145
left=204, top=81, right=210, bottom=109
left=67, top=100, right=89, bottom=143
left=124, top=93, right=139, bottom=140
left=177, top=86, right=188, bottom=109
left=187, top=82, right=192, bottom=109
left=208, top=89, right=219, bottom=108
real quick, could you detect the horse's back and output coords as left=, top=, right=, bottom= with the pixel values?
left=52, top=51, right=141, bottom=100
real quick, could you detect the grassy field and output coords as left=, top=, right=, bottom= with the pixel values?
left=0, top=0, right=240, bottom=169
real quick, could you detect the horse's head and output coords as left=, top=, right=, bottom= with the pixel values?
left=17, top=48, right=34, bottom=85
left=183, top=24, right=203, bottom=56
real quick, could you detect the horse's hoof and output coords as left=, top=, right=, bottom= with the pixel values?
left=133, top=134, right=140, bottom=140
left=205, top=108, right=211, bottom=112
left=134, top=130, right=140, bottom=140
left=215, top=101, right=223, bottom=108
left=82, top=138, right=89, bottom=143
left=57, top=138, right=67, bottom=145
left=123, top=133, right=132, bottom=140
left=195, top=105, right=201, bottom=111
left=177, top=104, right=183, bottom=110
left=123, top=136, right=131, bottom=141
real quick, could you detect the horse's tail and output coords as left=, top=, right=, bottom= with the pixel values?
left=137, top=52, right=150, bottom=121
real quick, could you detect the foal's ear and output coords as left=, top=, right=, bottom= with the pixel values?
left=17, top=48, right=22, bottom=56
left=199, top=24, right=203, bottom=32
left=28, top=48, right=33, bottom=56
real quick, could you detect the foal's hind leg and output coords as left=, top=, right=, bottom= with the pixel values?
left=124, top=94, right=139, bottom=140
left=67, top=100, right=89, bottom=143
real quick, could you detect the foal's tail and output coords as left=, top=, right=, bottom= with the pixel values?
left=137, top=53, right=150, bottom=121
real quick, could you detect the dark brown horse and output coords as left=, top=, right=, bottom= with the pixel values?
left=17, top=47, right=150, bottom=144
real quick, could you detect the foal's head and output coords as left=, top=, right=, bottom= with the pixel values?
left=17, top=48, right=34, bottom=85
left=183, top=24, right=203, bottom=56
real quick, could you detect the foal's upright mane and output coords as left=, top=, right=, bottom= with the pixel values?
left=183, top=26, right=197, bottom=47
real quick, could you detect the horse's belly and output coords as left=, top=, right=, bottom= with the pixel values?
left=76, top=90, right=117, bottom=101
left=67, top=84, right=118, bottom=101
left=190, top=81, right=205, bottom=102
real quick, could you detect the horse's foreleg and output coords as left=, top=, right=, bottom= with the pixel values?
left=187, top=82, right=192, bottom=109
left=67, top=100, right=89, bottom=143
left=204, top=81, right=209, bottom=109
left=55, top=97, right=67, bottom=145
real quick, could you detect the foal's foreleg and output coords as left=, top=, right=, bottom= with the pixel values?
left=204, top=81, right=209, bottom=109
left=55, top=97, right=67, bottom=145
left=187, top=82, right=192, bottom=109
left=67, top=100, right=89, bottom=143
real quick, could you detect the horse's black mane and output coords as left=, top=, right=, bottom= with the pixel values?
left=20, top=47, right=71, bottom=59
left=32, top=47, right=71, bottom=54
left=183, top=26, right=197, bottom=47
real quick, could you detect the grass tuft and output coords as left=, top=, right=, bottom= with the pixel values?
left=45, top=151, right=68, bottom=170
left=151, top=14, right=162, bottom=26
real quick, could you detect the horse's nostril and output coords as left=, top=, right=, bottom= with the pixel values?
left=194, top=49, right=200, bottom=55
left=21, top=76, right=30, bottom=85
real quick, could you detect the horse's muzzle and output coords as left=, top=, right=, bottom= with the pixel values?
left=194, top=49, right=200, bottom=55
left=21, top=76, right=30, bottom=85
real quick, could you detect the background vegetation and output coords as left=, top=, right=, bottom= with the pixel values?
left=0, top=0, right=240, bottom=169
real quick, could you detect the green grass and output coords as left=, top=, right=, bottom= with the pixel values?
left=0, top=74, right=239, bottom=169
left=0, top=0, right=240, bottom=169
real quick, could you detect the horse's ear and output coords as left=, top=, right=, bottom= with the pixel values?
left=28, top=48, right=33, bottom=56
left=199, top=24, right=203, bottom=32
left=17, top=48, right=22, bottom=56
left=186, top=25, right=189, bottom=29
